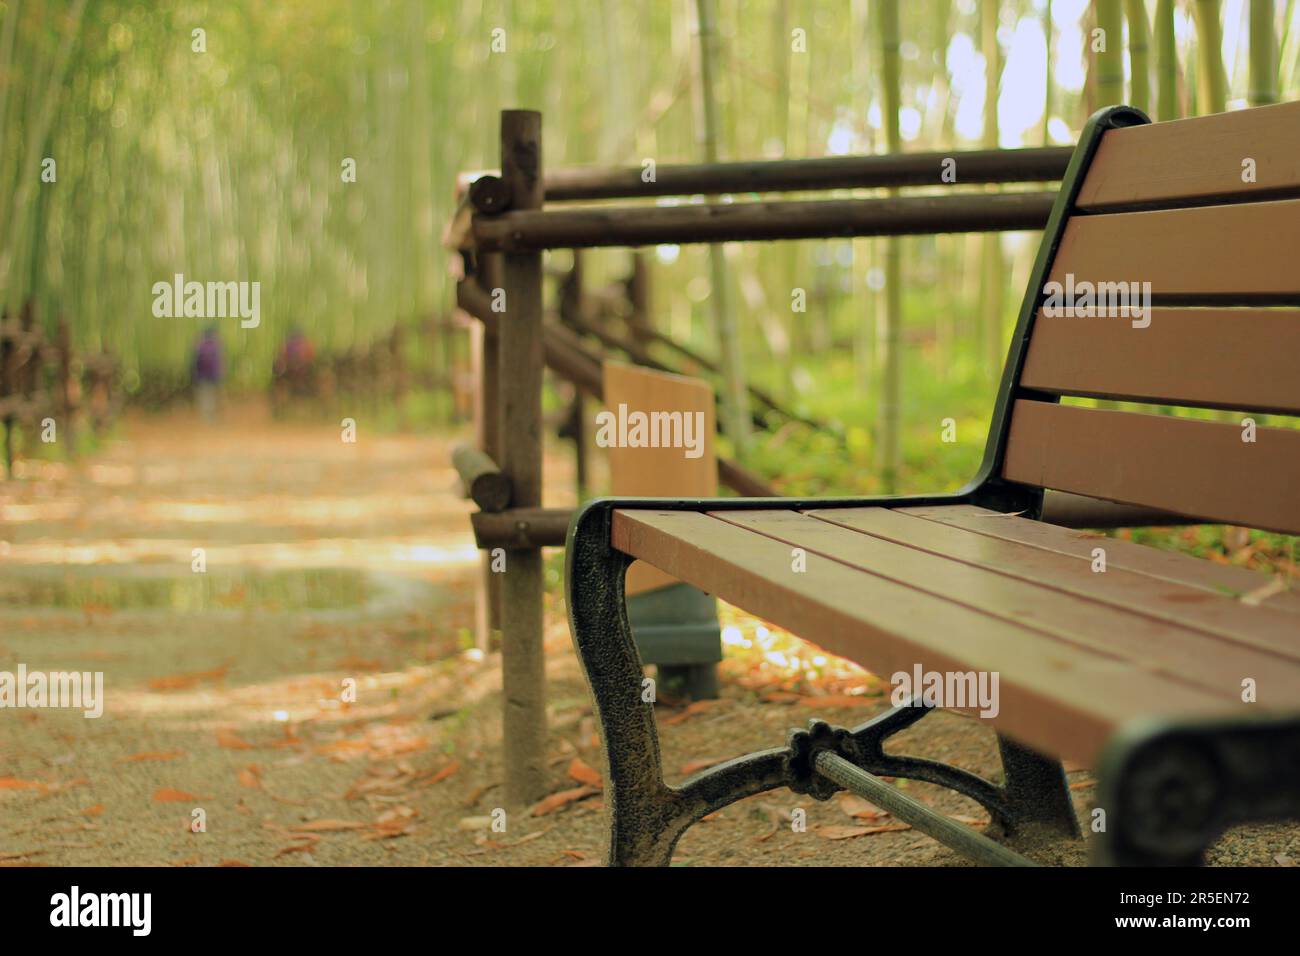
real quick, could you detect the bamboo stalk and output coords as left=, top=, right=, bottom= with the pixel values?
left=1126, top=0, right=1152, bottom=113
left=1094, top=0, right=1125, bottom=106
left=694, top=0, right=752, bottom=458
left=1193, top=0, right=1230, bottom=114
left=1250, top=0, right=1279, bottom=105
left=1155, top=0, right=1180, bottom=120
left=877, top=0, right=903, bottom=494
left=980, top=0, right=1007, bottom=381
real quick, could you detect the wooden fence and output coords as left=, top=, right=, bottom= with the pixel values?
left=0, top=299, right=121, bottom=477
left=444, top=110, right=1186, bottom=805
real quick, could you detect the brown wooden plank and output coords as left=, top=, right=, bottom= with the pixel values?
left=611, top=509, right=1239, bottom=765
left=1003, top=400, right=1300, bottom=535
left=604, top=361, right=716, bottom=595
left=1021, top=308, right=1300, bottom=415
left=1076, top=100, right=1300, bottom=211
left=715, top=509, right=1300, bottom=701
left=812, top=506, right=1300, bottom=661
left=1047, top=199, right=1300, bottom=299
left=949, top=504, right=1300, bottom=609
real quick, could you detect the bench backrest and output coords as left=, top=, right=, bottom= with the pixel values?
left=992, top=101, right=1300, bottom=535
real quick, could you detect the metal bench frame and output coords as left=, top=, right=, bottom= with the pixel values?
left=565, top=106, right=1300, bottom=866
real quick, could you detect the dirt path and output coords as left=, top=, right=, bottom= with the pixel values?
left=2, top=407, right=1294, bottom=867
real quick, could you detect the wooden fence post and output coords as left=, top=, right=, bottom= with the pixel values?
left=627, top=251, right=652, bottom=344
left=473, top=252, right=505, bottom=652
left=497, top=109, right=548, bottom=806
left=56, top=318, right=77, bottom=459
left=560, top=250, right=587, bottom=499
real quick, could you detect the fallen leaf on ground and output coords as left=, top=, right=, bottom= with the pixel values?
left=216, top=729, right=254, bottom=750
left=237, top=765, right=262, bottom=789
left=275, top=843, right=317, bottom=857
left=462, top=782, right=499, bottom=808
left=530, top=786, right=599, bottom=817
left=567, top=758, right=602, bottom=788
left=152, top=788, right=202, bottom=803
left=0, top=778, right=47, bottom=791
left=507, top=829, right=548, bottom=847
left=418, top=762, right=460, bottom=786
left=80, top=804, right=105, bottom=817
left=313, top=739, right=370, bottom=760
left=661, top=700, right=726, bottom=726
left=836, top=793, right=886, bottom=820
left=288, top=819, right=368, bottom=832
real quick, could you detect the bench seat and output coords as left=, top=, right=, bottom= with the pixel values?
left=613, top=504, right=1300, bottom=767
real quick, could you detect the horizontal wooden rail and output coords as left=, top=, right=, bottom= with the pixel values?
left=472, top=146, right=1073, bottom=203
left=471, top=507, right=573, bottom=549
left=472, top=191, right=1058, bottom=252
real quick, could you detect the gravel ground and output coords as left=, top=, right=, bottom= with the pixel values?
left=2, top=407, right=1296, bottom=867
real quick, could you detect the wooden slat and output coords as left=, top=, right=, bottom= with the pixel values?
left=1003, top=400, right=1300, bottom=535
left=716, top=509, right=1300, bottom=700
left=814, top=506, right=1300, bottom=655
left=604, top=360, right=716, bottom=595
left=1076, top=100, right=1300, bottom=210
left=1047, top=198, right=1300, bottom=299
left=1021, top=308, right=1300, bottom=415
left=906, top=504, right=1300, bottom=615
left=611, top=509, right=1238, bottom=765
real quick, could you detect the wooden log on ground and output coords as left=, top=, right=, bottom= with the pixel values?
left=473, top=191, right=1059, bottom=252
left=452, top=442, right=512, bottom=512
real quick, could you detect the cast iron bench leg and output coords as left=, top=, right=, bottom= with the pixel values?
left=567, top=502, right=1090, bottom=865
left=567, top=504, right=791, bottom=864
left=997, top=735, right=1081, bottom=840
left=1093, top=716, right=1300, bottom=865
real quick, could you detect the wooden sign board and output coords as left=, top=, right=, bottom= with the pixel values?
left=603, top=361, right=717, bottom=595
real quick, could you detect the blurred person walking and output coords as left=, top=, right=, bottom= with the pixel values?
left=192, top=326, right=224, bottom=422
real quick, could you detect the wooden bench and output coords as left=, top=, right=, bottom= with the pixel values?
left=565, top=103, right=1300, bottom=867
